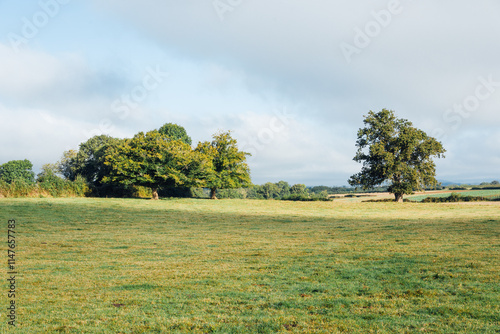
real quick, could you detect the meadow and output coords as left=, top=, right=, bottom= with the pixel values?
left=1, top=198, right=499, bottom=333
left=407, top=189, right=500, bottom=202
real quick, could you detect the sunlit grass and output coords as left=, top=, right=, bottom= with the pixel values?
left=1, top=198, right=499, bottom=333
left=408, top=189, right=500, bottom=201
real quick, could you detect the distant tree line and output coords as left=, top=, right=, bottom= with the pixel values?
left=210, top=182, right=331, bottom=201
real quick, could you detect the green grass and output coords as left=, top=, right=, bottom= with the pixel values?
left=408, top=189, right=500, bottom=202
left=1, top=198, right=499, bottom=333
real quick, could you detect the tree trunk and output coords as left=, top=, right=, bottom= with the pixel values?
left=394, top=193, right=404, bottom=203
left=210, top=188, right=217, bottom=200
left=152, top=187, right=159, bottom=200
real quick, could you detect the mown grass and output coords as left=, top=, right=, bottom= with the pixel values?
left=1, top=198, right=499, bottom=333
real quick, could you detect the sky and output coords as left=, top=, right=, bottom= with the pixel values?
left=0, top=0, right=499, bottom=186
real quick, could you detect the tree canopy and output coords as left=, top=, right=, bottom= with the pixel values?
left=158, top=123, right=192, bottom=146
left=0, top=159, right=35, bottom=184
left=74, top=135, right=120, bottom=185
left=348, top=109, right=446, bottom=202
left=195, top=131, right=251, bottom=199
left=103, top=130, right=207, bottom=199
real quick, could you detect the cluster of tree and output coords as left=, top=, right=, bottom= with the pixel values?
left=482, top=180, right=500, bottom=186
left=473, top=181, right=500, bottom=190
left=461, top=181, right=500, bottom=190
left=436, top=181, right=500, bottom=191
left=57, top=123, right=251, bottom=200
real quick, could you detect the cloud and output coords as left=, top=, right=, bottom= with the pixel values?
left=0, top=1, right=498, bottom=184
left=88, top=1, right=500, bottom=142
left=0, top=43, right=133, bottom=117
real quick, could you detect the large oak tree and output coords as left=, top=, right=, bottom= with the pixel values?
left=348, top=109, right=446, bottom=202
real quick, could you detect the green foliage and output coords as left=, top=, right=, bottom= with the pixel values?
left=103, top=130, right=207, bottom=199
left=75, top=135, right=120, bottom=184
left=282, top=193, right=331, bottom=201
left=37, top=163, right=72, bottom=197
left=472, top=186, right=500, bottom=190
left=241, top=182, right=331, bottom=201
left=349, top=109, right=445, bottom=201
left=158, top=123, right=192, bottom=145
left=290, top=183, right=308, bottom=196
left=132, top=186, right=153, bottom=198
left=0, top=159, right=35, bottom=184
left=56, top=136, right=162, bottom=198
left=60, top=175, right=89, bottom=197
left=276, top=181, right=291, bottom=198
left=260, top=182, right=281, bottom=199
left=364, top=198, right=412, bottom=203
left=214, top=188, right=247, bottom=199
left=246, top=185, right=265, bottom=199
left=244, top=181, right=291, bottom=200
left=0, top=172, right=88, bottom=198
left=282, top=186, right=330, bottom=201
left=0, top=179, right=34, bottom=197
left=195, top=131, right=251, bottom=199
left=36, top=163, right=60, bottom=182
left=58, top=150, right=78, bottom=180
left=309, top=185, right=331, bottom=194
left=191, top=187, right=209, bottom=198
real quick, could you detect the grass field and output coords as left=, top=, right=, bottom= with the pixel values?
left=1, top=198, right=499, bottom=333
left=408, top=189, right=500, bottom=202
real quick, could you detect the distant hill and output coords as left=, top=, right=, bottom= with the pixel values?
left=439, top=180, right=462, bottom=186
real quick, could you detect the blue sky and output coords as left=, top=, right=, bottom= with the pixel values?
left=1, top=0, right=499, bottom=185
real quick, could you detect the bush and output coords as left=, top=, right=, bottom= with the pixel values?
left=0, top=179, right=36, bottom=197
left=364, top=198, right=412, bottom=203
left=420, top=193, right=490, bottom=203
left=0, top=176, right=89, bottom=198
left=282, top=193, right=331, bottom=202
left=215, top=188, right=247, bottom=199
left=191, top=188, right=209, bottom=199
